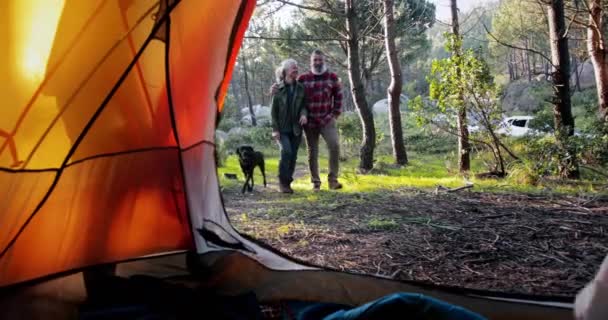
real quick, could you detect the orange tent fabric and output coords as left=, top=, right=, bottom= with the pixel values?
left=0, top=0, right=255, bottom=287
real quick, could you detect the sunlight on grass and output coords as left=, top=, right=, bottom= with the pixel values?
left=276, top=224, right=293, bottom=236
left=218, top=152, right=604, bottom=196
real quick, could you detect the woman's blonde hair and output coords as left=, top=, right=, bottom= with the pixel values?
left=275, top=58, right=298, bottom=83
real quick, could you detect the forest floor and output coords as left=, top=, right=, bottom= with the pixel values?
left=221, top=178, right=608, bottom=297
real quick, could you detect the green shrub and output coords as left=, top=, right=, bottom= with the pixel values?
left=217, top=118, right=239, bottom=132
left=215, top=136, right=228, bottom=167
left=507, top=160, right=540, bottom=186
left=528, top=107, right=554, bottom=133
left=406, top=132, right=456, bottom=154
left=338, top=112, right=362, bottom=157
left=223, top=124, right=274, bottom=155
left=517, top=131, right=608, bottom=178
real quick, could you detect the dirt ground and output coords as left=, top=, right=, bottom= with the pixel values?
left=222, top=183, right=608, bottom=298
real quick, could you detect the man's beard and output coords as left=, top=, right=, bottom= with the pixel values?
left=311, top=63, right=327, bottom=75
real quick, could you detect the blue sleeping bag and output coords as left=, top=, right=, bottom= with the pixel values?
left=283, top=292, right=487, bottom=320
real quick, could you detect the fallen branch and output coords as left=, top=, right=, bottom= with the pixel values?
left=435, top=183, right=474, bottom=194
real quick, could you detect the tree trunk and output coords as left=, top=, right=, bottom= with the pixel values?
left=525, top=39, right=532, bottom=82
left=519, top=50, right=528, bottom=77
left=587, top=0, right=608, bottom=121
left=241, top=54, right=256, bottom=126
left=508, top=51, right=515, bottom=80
left=547, top=0, right=578, bottom=178
left=450, top=0, right=470, bottom=172
left=572, top=55, right=581, bottom=91
left=383, top=0, right=408, bottom=165
left=345, top=0, right=375, bottom=171
left=508, top=61, right=515, bottom=81
left=513, top=51, right=519, bottom=79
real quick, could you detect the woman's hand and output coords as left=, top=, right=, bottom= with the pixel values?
left=299, top=115, right=308, bottom=126
left=272, top=131, right=280, bottom=140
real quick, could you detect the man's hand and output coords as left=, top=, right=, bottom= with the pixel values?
left=299, top=115, right=307, bottom=126
left=269, top=83, right=279, bottom=95
left=272, top=131, right=280, bottom=140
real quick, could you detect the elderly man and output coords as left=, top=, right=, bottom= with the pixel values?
left=300, top=49, right=343, bottom=191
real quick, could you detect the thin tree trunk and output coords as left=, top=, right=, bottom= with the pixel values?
left=513, top=51, right=519, bottom=79
left=472, top=92, right=506, bottom=175
left=508, top=50, right=515, bottom=80
left=450, top=0, right=470, bottom=172
left=547, top=0, right=578, bottom=178
left=525, top=39, right=532, bottom=82
left=346, top=0, right=375, bottom=171
left=241, top=54, right=257, bottom=126
left=520, top=49, right=527, bottom=81
left=484, top=114, right=505, bottom=174
left=572, top=55, right=581, bottom=91
left=383, top=0, right=407, bottom=165
left=587, top=0, right=608, bottom=121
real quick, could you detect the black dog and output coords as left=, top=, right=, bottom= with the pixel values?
left=236, top=146, right=266, bottom=193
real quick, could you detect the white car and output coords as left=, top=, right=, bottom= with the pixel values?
left=496, top=116, right=536, bottom=137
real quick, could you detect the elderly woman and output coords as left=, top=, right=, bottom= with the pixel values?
left=271, top=59, right=308, bottom=194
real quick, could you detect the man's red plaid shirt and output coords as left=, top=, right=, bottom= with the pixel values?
left=297, top=70, right=343, bottom=128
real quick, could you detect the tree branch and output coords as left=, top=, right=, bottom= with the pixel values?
left=360, top=6, right=387, bottom=38
left=245, top=35, right=341, bottom=42
left=461, top=9, right=487, bottom=36
left=469, top=90, right=519, bottom=163
left=483, top=22, right=555, bottom=67
left=563, top=10, right=579, bottom=37
left=276, top=0, right=344, bottom=16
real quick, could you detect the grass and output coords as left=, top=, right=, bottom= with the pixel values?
left=367, top=217, right=399, bottom=231
left=217, top=146, right=606, bottom=196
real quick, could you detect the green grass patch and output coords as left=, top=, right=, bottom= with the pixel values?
left=218, top=148, right=605, bottom=196
left=367, top=217, right=399, bottom=231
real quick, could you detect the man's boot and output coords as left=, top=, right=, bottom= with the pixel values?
left=329, top=181, right=343, bottom=190
left=312, top=183, right=321, bottom=192
left=280, top=183, right=293, bottom=194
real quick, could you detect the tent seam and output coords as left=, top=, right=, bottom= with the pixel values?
left=163, top=6, right=196, bottom=250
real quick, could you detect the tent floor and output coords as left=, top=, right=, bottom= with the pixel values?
left=0, top=251, right=574, bottom=319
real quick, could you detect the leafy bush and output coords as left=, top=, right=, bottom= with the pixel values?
left=215, top=126, right=274, bottom=167
left=338, top=112, right=362, bottom=157
left=223, top=124, right=275, bottom=157
left=528, top=107, right=554, bottom=133
left=517, top=130, right=608, bottom=179
left=217, top=117, right=239, bottom=132
left=407, top=132, right=456, bottom=154
left=578, top=122, right=608, bottom=167
left=507, top=159, right=540, bottom=186
left=518, top=135, right=569, bottom=177
left=215, top=136, right=228, bottom=167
